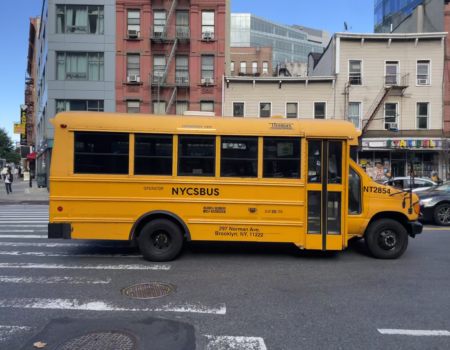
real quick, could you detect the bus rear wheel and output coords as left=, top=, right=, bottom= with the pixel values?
left=364, top=219, right=408, bottom=259
left=138, top=219, right=183, bottom=262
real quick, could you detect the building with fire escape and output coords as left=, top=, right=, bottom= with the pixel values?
left=116, top=0, right=230, bottom=116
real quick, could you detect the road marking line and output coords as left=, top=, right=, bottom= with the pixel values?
left=423, top=228, right=450, bottom=231
left=0, top=276, right=111, bottom=284
left=0, top=242, right=131, bottom=248
left=0, top=222, right=48, bottom=224
left=0, top=325, right=32, bottom=341
left=0, top=225, right=47, bottom=228
left=205, top=335, right=267, bottom=350
left=0, top=299, right=226, bottom=315
left=0, top=251, right=141, bottom=258
left=0, top=263, right=170, bottom=270
left=0, top=230, right=47, bottom=232
left=378, top=329, right=450, bottom=336
left=0, top=235, right=46, bottom=239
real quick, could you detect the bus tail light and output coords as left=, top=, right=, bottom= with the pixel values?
left=58, top=206, right=63, bottom=212
left=413, top=203, right=420, bottom=215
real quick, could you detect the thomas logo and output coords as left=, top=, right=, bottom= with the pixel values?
left=269, top=123, right=294, bottom=130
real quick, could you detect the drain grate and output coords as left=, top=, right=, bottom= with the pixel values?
left=55, top=330, right=137, bottom=350
left=122, top=282, right=174, bottom=299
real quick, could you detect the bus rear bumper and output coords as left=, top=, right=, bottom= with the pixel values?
left=408, top=220, right=423, bottom=238
left=48, top=223, right=72, bottom=239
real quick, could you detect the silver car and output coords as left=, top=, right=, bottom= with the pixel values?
left=383, top=177, right=437, bottom=193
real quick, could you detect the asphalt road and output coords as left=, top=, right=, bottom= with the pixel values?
left=0, top=205, right=449, bottom=350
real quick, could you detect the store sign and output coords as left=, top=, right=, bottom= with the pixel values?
left=20, top=108, right=27, bottom=146
left=387, top=139, right=439, bottom=148
left=14, top=124, right=25, bottom=134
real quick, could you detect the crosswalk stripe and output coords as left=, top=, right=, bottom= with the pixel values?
left=378, top=329, right=450, bottom=336
left=0, top=242, right=131, bottom=248
left=0, top=298, right=226, bottom=315
left=0, top=225, right=47, bottom=228
left=0, top=251, right=141, bottom=258
left=205, top=335, right=267, bottom=350
left=0, top=276, right=111, bottom=284
left=0, top=230, right=47, bottom=232
left=0, top=235, right=47, bottom=239
left=0, top=325, right=32, bottom=342
left=0, top=263, right=170, bottom=270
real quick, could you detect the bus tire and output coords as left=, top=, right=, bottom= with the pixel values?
left=138, top=219, right=183, bottom=262
left=364, top=219, right=408, bottom=259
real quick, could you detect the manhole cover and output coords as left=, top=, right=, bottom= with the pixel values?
left=55, top=330, right=137, bottom=350
left=122, top=282, right=174, bottom=299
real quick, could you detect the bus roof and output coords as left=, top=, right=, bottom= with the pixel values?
left=52, top=112, right=360, bottom=144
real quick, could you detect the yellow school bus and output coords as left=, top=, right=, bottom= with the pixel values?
left=48, top=112, right=422, bottom=261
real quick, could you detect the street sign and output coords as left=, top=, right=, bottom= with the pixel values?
left=14, top=124, right=25, bottom=134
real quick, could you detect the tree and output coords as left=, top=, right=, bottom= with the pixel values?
left=0, top=128, right=21, bottom=164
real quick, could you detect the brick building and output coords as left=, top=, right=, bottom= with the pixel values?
left=229, top=46, right=272, bottom=77
left=116, top=0, right=230, bottom=116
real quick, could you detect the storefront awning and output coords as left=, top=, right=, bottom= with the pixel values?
left=27, top=152, right=36, bottom=160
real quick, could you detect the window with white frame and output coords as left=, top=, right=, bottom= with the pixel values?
left=417, top=60, right=430, bottom=85
left=231, top=61, right=235, bottom=75
left=153, top=11, right=166, bottom=36
left=153, top=101, right=166, bottom=114
left=127, top=54, right=140, bottom=80
left=233, top=102, right=244, bottom=117
left=286, top=103, right=298, bottom=118
left=263, top=61, right=269, bottom=74
left=252, top=62, right=258, bottom=74
left=175, top=56, right=189, bottom=83
left=127, top=101, right=140, bottom=114
left=127, top=10, right=140, bottom=35
left=240, top=61, right=247, bottom=74
left=384, top=103, right=398, bottom=129
left=176, top=101, right=188, bottom=115
left=349, top=60, right=362, bottom=85
left=260, top=102, right=271, bottom=118
left=201, top=56, right=214, bottom=81
left=153, top=55, right=166, bottom=83
left=417, top=103, right=429, bottom=129
left=201, top=101, right=214, bottom=112
left=57, top=52, right=104, bottom=81
left=202, top=12, right=215, bottom=38
left=56, top=5, right=104, bottom=34
left=348, top=102, right=361, bottom=129
left=385, top=61, right=399, bottom=85
left=314, top=102, right=326, bottom=119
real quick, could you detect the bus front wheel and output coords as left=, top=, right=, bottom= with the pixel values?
left=364, top=219, right=408, bottom=259
left=138, top=219, right=183, bottom=262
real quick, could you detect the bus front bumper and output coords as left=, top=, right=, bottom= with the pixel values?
left=408, top=220, right=423, bottom=238
left=48, top=223, right=71, bottom=239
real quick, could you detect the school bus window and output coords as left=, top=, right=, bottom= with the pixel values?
left=328, top=141, right=342, bottom=184
left=263, top=137, right=301, bottom=178
left=327, top=192, right=341, bottom=235
left=308, top=141, right=322, bottom=183
left=349, top=167, right=362, bottom=215
left=221, top=136, right=258, bottom=178
left=307, top=191, right=321, bottom=234
left=135, top=134, right=173, bottom=176
left=178, top=135, right=215, bottom=176
left=74, top=132, right=129, bottom=174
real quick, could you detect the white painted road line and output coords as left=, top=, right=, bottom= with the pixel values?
left=0, top=251, right=141, bottom=258
left=0, top=299, right=226, bottom=315
left=0, top=263, right=170, bottom=270
left=0, top=242, right=131, bottom=248
left=0, top=225, right=47, bottom=227
left=0, top=221, right=48, bottom=224
left=0, top=325, right=32, bottom=342
left=0, top=230, right=47, bottom=232
left=0, top=276, right=111, bottom=284
left=205, top=335, right=267, bottom=350
left=0, top=235, right=47, bottom=239
left=378, top=329, right=450, bottom=336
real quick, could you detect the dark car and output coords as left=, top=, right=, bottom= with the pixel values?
left=418, top=181, right=450, bottom=226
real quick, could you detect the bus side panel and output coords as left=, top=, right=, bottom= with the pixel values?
left=71, top=223, right=132, bottom=240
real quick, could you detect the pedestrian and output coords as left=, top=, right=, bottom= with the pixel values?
left=5, top=168, right=12, bottom=195
left=1, top=167, right=7, bottom=181
left=18, top=166, right=21, bottom=179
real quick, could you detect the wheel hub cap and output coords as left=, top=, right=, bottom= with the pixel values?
left=378, top=230, right=398, bottom=251
left=156, top=233, right=168, bottom=245
left=438, top=207, right=450, bottom=223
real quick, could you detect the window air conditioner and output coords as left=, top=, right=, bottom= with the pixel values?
left=201, top=78, right=213, bottom=84
left=418, top=79, right=429, bottom=85
left=127, top=75, right=140, bottom=83
left=128, top=30, right=138, bottom=38
left=387, top=122, right=398, bottom=130
left=202, top=31, right=213, bottom=40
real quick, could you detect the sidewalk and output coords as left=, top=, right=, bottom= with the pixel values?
left=0, top=177, right=49, bottom=204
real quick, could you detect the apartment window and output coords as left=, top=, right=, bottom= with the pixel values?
left=127, top=101, right=140, bottom=114
left=127, top=54, right=140, bottom=79
left=56, top=5, right=104, bottom=34
left=57, top=52, right=104, bottom=81
left=176, top=11, right=189, bottom=38
left=286, top=103, right=298, bottom=118
left=176, top=101, right=188, bottom=115
left=74, top=132, right=129, bottom=174
left=260, top=102, right=271, bottom=118
left=175, top=56, right=189, bottom=84
left=135, top=135, right=172, bottom=175
left=233, top=102, right=244, bottom=117
left=263, top=61, right=269, bottom=74
left=349, top=60, right=362, bottom=85
left=56, top=100, right=104, bottom=113
left=263, top=137, right=301, bottom=179
left=417, top=60, right=430, bottom=85
left=384, top=103, right=398, bottom=129
left=153, top=55, right=166, bottom=84
left=201, top=56, right=214, bottom=80
left=240, top=61, right=247, bottom=74
left=348, top=102, right=361, bottom=130
left=231, top=61, right=235, bottom=75
left=202, top=11, right=215, bottom=38
left=153, top=101, right=166, bottom=114
left=252, top=62, right=258, bottom=74
left=153, top=11, right=166, bottom=36
left=385, top=61, right=399, bottom=85
left=127, top=10, right=140, bottom=34
left=314, top=102, right=326, bottom=119
left=201, top=101, right=214, bottom=112
left=178, top=136, right=215, bottom=176
left=221, top=137, right=258, bottom=177
left=417, top=103, right=429, bottom=129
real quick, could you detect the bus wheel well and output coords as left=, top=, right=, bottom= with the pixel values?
left=130, top=211, right=190, bottom=242
left=366, top=212, right=409, bottom=233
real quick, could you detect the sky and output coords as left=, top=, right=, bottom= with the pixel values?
left=0, top=0, right=374, bottom=143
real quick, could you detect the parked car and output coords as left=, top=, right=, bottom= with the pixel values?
left=383, top=177, right=437, bottom=193
left=418, top=182, right=450, bottom=226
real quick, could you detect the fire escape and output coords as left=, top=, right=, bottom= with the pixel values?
left=149, top=0, right=190, bottom=115
left=361, top=73, right=409, bottom=133
left=24, top=76, right=34, bottom=146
